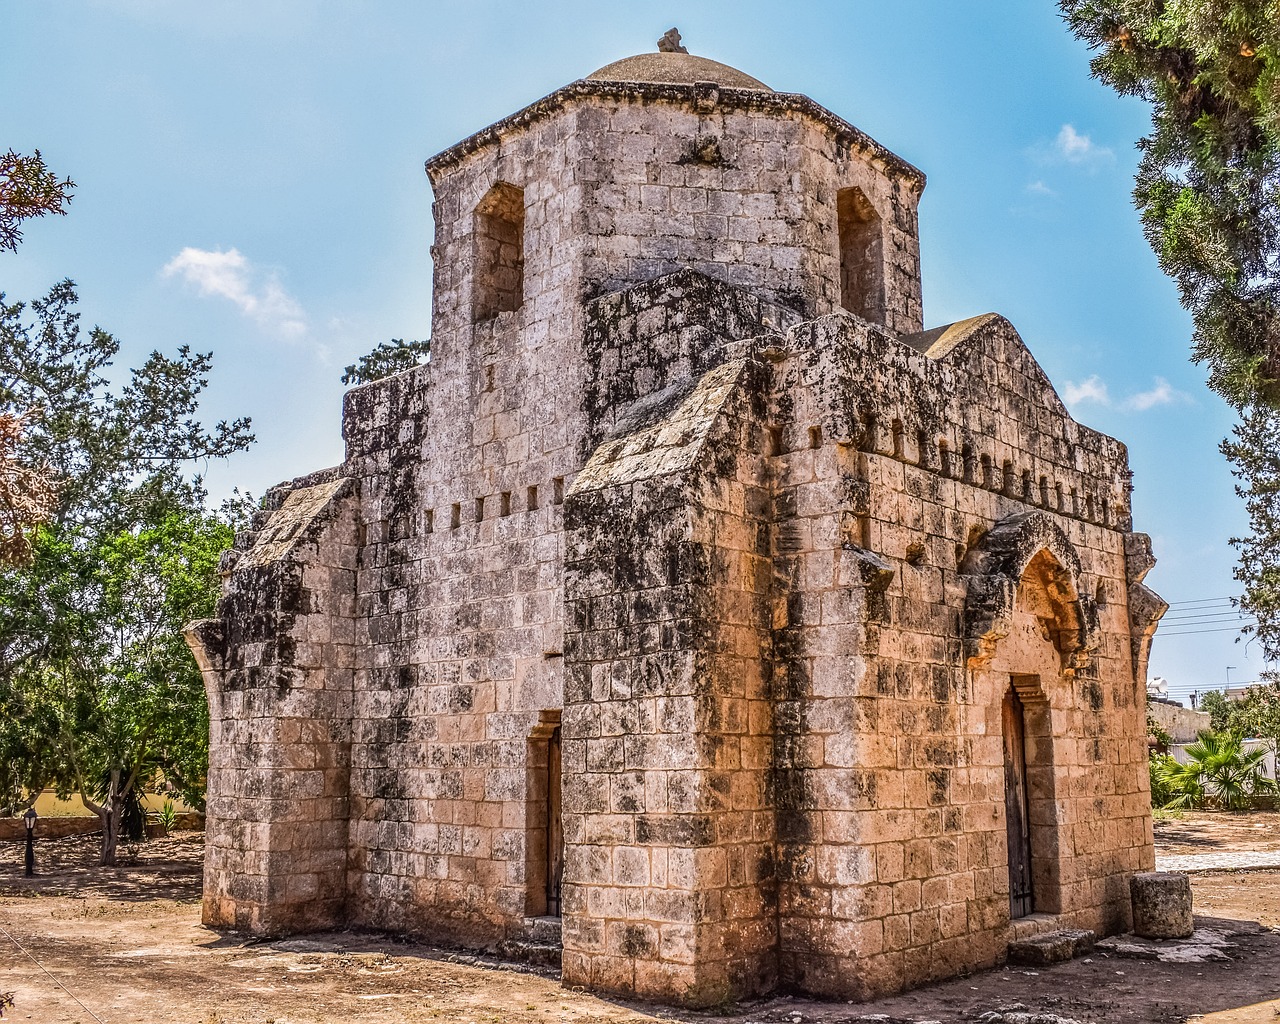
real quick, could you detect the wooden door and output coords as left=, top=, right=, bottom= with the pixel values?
left=546, top=725, right=563, bottom=917
left=1002, top=685, right=1034, bottom=919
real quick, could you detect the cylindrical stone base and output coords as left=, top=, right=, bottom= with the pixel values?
left=1130, top=871, right=1193, bottom=939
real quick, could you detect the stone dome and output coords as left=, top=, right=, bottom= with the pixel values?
left=586, top=51, right=772, bottom=91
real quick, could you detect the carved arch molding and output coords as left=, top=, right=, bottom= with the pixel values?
left=961, top=511, right=1101, bottom=675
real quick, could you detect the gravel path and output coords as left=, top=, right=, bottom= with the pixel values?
left=1157, top=850, right=1280, bottom=873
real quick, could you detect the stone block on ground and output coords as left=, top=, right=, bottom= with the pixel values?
left=1006, top=928, right=1095, bottom=966
left=1130, top=871, right=1192, bottom=939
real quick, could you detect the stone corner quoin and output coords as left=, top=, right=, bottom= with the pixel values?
left=183, top=36, right=1165, bottom=1010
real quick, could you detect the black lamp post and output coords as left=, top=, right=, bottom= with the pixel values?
left=23, top=806, right=37, bottom=877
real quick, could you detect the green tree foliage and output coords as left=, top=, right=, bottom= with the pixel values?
left=1150, top=753, right=1180, bottom=806
left=1222, top=406, right=1280, bottom=657
left=1199, top=680, right=1280, bottom=738
left=341, top=337, right=431, bottom=386
left=0, top=281, right=252, bottom=863
left=1199, top=687, right=1234, bottom=730
left=1060, top=3, right=1280, bottom=658
left=0, top=149, right=73, bottom=253
left=1153, top=728, right=1275, bottom=809
left=20, top=508, right=235, bottom=857
left=1061, top=0, right=1280, bottom=405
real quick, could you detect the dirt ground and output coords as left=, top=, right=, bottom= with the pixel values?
left=1, top=815, right=1279, bottom=1023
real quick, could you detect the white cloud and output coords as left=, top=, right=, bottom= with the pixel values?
left=1053, top=124, right=1112, bottom=165
left=1062, top=375, right=1111, bottom=406
left=1061, top=374, right=1193, bottom=412
left=1121, top=377, right=1191, bottom=412
left=1026, top=180, right=1056, bottom=197
left=1028, top=124, right=1114, bottom=169
left=163, top=247, right=307, bottom=339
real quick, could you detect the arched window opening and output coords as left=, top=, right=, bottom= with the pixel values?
left=836, top=187, right=885, bottom=322
left=472, top=182, right=525, bottom=323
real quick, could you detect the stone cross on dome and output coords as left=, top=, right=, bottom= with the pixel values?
left=657, top=27, right=688, bottom=53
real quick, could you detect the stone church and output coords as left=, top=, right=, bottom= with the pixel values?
left=186, top=33, right=1165, bottom=1008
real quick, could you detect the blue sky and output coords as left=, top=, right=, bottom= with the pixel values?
left=1, top=1, right=1264, bottom=702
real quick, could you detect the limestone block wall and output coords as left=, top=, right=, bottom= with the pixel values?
left=337, top=364, right=567, bottom=943
left=427, top=82, right=925, bottom=340
left=187, top=477, right=359, bottom=934
left=580, top=268, right=802, bottom=454
left=326, top=268, right=788, bottom=947
left=561, top=358, right=777, bottom=1006
left=756, top=312, right=1155, bottom=998
left=191, top=259, right=1158, bottom=1008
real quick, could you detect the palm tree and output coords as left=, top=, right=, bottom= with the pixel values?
left=1157, top=730, right=1276, bottom=811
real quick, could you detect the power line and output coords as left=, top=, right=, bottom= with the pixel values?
left=1160, top=616, right=1254, bottom=627
left=1161, top=611, right=1251, bottom=622
left=0, top=922, right=107, bottom=1024
left=1152, top=627, right=1249, bottom=634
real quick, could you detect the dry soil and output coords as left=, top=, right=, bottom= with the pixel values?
left=1, top=815, right=1279, bottom=1023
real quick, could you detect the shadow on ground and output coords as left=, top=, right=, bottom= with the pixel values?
left=0, top=832, right=202, bottom=903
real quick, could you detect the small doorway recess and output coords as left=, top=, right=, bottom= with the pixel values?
left=546, top=724, right=563, bottom=916
left=1002, top=682, right=1034, bottom=919
left=525, top=711, right=563, bottom=918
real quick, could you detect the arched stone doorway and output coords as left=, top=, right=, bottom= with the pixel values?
left=963, top=514, right=1099, bottom=921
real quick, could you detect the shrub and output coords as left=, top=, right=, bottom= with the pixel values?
left=1154, top=730, right=1276, bottom=811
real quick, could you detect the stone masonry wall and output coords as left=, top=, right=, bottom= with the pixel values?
left=427, top=84, right=925, bottom=340
left=338, top=362, right=567, bottom=942
left=189, top=478, right=359, bottom=934
left=757, top=312, right=1153, bottom=998
left=190, top=55, right=1159, bottom=1010
left=562, top=357, right=777, bottom=1005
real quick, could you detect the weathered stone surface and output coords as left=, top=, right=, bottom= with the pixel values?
left=1007, top=928, right=1095, bottom=965
left=1130, top=871, right=1193, bottom=939
left=185, top=38, right=1161, bottom=1011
